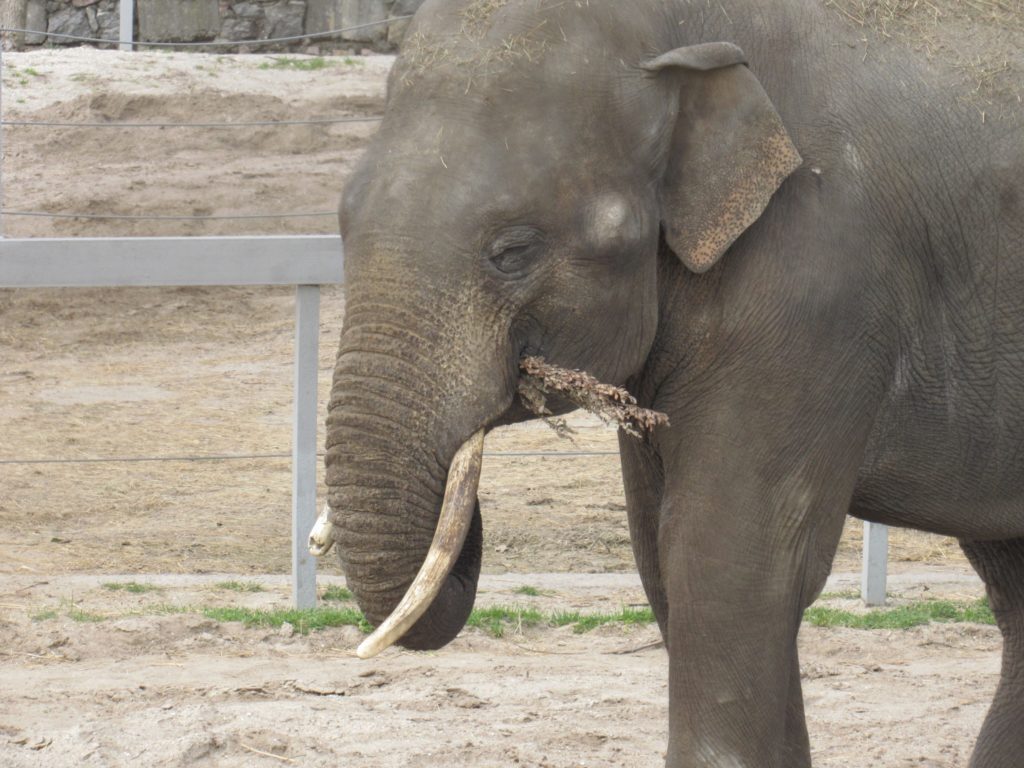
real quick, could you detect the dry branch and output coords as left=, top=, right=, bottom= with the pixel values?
left=518, top=356, right=669, bottom=439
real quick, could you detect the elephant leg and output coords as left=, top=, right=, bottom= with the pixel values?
left=781, top=642, right=811, bottom=766
left=619, top=433, right=669, bottom=640
left=622, top=431, right=824, bottom=766
left=960, top=537, right=1024, bottom=768
left=654, top=405, right=855, bottom=767
left=658, top=483, right=847, bottom=768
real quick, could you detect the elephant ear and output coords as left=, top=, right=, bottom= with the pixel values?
left=642, top=43, right=802, bottom=273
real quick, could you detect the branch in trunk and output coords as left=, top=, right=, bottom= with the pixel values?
left=517, top=356, right=669, bottom=438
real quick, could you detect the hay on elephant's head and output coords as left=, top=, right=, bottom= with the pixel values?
left=518, top=356, right=669, bottom=439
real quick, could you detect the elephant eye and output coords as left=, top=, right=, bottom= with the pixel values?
left=487, top=228, right=545, bottom=277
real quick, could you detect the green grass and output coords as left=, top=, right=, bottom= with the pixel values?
left=22, top=67, right=41, bottom=77
left=321, top=585, right=353, bottom=602
left=570, top=606, right=656, bottom=633
left=67, top=608, right=106, bottom=623
left=102, top=581, right=162, bottom=594
left=258, top=56, right=334, bottom=71
left=26, top=594, right=997, bottom=638
left=804, top=598, right=994, bottom=630
left=465, top=599, right=994, bottom=638
left=466, top=606, right=545, bottom=638
left=466, top=605, right=656, bottom=637
left=202, top=606, right=370, bottom=634
left=214, top=580, right=265, bottom=593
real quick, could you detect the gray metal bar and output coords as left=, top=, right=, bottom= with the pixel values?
left=118, top=0, right=133, bottom=52
left=0, top=236, right=343, bottom=287
left=861, top=521, right=889, bottom=606
left=1, top=41, right=5, bottom=239
left=292, top=285, right=321, bottom=609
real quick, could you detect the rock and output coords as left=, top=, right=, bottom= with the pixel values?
left=84, top=3, right=98, bottom=33
left=279, top=621, right=295, bottom=638
left=232, top=2, right=263, bottom=19
left=265, top=0, right=305, bottom=40
left=47, top=6, right=92, bottom=42
left=306, top=0, right=388, bottom=45
left=71, top=0, right=99, bottom=7
left=94, top=1, right=119, bottom=42
left=25, top=0, right=48, bottom=45
left=136, top=0, right=220, bottom=42
left=219, top=18, right=258, bottom=41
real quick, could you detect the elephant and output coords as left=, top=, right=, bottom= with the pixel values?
left=314, top=0, right=1024, bottom=765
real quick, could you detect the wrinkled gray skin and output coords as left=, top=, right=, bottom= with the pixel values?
left=325, top=0, right=1024, bottom=765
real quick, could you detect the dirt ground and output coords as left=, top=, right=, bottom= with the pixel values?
left=0, top=14, right=1014, bottom=765
left=0, top=570, right=996, bottom=767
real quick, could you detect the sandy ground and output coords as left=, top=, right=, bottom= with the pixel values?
left=0, top=21, right=1014, bottom=767
left=0, top=570, right=995, bottom=767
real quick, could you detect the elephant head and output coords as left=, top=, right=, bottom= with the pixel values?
left=324, top=0, right=800, bottom=654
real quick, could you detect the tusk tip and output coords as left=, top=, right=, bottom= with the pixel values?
left=308, top=504, right=336, bottom=557
left=308, top=540, right=334, bottom=557
left=356, top=636, right=386, bottom=659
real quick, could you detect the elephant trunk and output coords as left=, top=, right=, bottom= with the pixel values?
left=324, top=292, right=512, bottom=651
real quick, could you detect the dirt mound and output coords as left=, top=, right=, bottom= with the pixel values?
left=1, top=50, right=387, bottom=238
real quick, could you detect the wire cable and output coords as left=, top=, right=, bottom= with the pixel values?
left=0, top=17, right=412, bottom=49
left=0, top=209, right=336, bottom=221
left=0, top=450, right=619, bottom=466
left=0, top=116, right=383, bottom=129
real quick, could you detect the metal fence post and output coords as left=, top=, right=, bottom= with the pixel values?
left=292, top=284, right=321, bottom=608
left=1, top=40, right=5, bottom=239
left=119, top=0, right=134, bottom=51
left=861, top=521, right=888, bottom=606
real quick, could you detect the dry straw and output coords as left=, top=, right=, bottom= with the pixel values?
left=518, top=356, right=669, bottom=439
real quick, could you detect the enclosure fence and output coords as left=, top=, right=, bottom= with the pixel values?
left=0, top=7, right=890, bottom=608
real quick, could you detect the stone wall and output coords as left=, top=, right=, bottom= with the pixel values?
left=18, top=0, right=426, bottom=50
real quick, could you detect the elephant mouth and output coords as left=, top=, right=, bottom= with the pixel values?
left=352, top=429, right=486, bottom=659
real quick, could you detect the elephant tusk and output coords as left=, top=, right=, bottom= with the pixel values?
left=356, top=429, right=485, bottom=660
left=308, top=504, right=335, bottom=557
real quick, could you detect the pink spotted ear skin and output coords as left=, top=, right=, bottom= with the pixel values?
left=644, top=44, right=803, bottom=274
